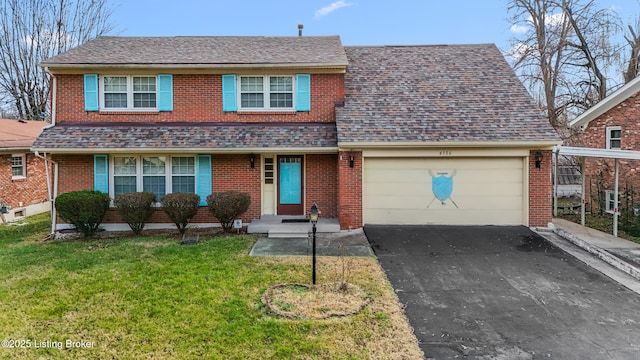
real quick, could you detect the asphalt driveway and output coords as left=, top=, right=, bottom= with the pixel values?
left=365, top=225, right=640, bottom=360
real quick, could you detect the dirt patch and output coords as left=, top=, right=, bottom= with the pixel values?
left=262, top=282, right=370, bottom=319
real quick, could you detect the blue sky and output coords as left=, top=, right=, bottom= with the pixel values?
left=112, top=0, right=640, bottom=52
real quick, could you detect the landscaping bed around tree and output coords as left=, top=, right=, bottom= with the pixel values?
left=0, top=214, right=423, bottom=359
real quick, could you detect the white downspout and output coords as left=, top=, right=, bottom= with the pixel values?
left=613, top=159, right=619, bottom=237
left=44, top=69, right=56, bottom=129
left=34, top=69, right=58, bottom=236
left=34, top=151, right=58, bottom=236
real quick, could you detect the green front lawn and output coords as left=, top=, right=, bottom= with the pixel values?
left=0, top=215, right=422, bottom=359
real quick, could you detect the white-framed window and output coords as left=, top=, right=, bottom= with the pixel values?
left=238, top=75, right=294, bottom=110
left=101, top=75, right=157, bottom=111
left=11, top=154, right=25, bottom=179
left=605, top=190, right=621, bottom=214
left=606, top=126, right=621, bottom=150
left=111, top=155, right=196, bottom=201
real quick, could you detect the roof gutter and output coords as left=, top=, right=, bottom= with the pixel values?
left=41, top=62, right=348, bottom=71
left=338, top=140, right=562, bottom=149
left=29, top=147, right=340, bottom=154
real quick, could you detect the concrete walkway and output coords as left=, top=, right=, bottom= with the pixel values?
left=249, top=228, right=374, bottom=257
left=537, top=218, right=640, bottom=293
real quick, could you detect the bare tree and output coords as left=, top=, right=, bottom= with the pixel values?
left=508, top=0, right=621, bottom=132
left=508, top=0, right=572, bottom=129
left=623, top=21, right=640, bottom=83
left=0, top=0, right=114, bottom=120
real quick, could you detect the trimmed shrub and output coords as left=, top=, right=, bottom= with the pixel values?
left=55, top=190, right=110, bottom=238
left=206, top=191, right=251, bottom=232
left=160, top=192, right=200, bottom=235
left=113, top=192, right=156, bottom=235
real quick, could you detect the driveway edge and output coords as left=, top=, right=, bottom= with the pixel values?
left=549, top=226, right=640, bottom=282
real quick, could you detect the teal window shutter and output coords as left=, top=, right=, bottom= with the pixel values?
left=84, top=74, right=99, bottom=111
left=222, top=74, right=237, bottom=112
left=94, top=154, right=109, bottom=194
left=296, top=74, right=310, bottom=112
left=196, top=155, right=212, bottom=206
left=157, top=74, right=173, bottom=111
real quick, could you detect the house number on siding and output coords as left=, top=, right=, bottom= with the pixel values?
left=439, top=150, right=452, bottom=156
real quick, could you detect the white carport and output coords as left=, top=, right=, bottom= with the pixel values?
left=553, top=146, right=640, bottom=237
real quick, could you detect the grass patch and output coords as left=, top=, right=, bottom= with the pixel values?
left=0, top=217, right=423, bottom=359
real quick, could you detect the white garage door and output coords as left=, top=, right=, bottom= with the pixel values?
left=363, top=157, right=525, bottom=225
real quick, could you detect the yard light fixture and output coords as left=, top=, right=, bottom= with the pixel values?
left=535, top=150, right=543, bottom=169
left=308, top=201, right=320, bottom=285
left=249, top=153, right=255, bottom=169
left=349, top=151, right=355, bottom=168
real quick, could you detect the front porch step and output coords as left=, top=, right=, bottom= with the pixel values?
left=268, top=229, right=309, bottom=238
left=247, top=215, right=340, bottom=234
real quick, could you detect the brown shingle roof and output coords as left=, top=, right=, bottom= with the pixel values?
left=32, top=122, right=337, bottom=152
left=337, top=44, right=560, bottom=145
left=0, top=119, right=48, bottom=150
left=41, top=36, right=348, bottom=67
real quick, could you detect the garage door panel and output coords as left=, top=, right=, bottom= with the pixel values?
left=453, top=183, right=523, bottom=197
left=363, top=157, right=525, bottom=225
left=364, top=208, right=524, bottom=225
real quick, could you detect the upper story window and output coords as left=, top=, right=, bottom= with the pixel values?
left=239, top=75, right=294, bottom=111
left=11, top=154, right=25, bottom=179
left=101, top=76, right=157, bottom=111
left=606, top=126, right=621, bottom=150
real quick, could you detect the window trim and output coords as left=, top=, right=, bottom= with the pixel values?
left=99, top=75, right=159, bottom=112
left=11, top=154, right=26, bottom=179
left=109, top=155, right=197, bottom=203
left=605, top=189, right=620, bottom=214
left=606, top=126, right=621, bottom=150
left=237, top=75, right=296, bottom=112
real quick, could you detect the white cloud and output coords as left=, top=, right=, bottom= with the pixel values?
left=510, top=12, right=566, bottom=34
left=510, top=24, right=529, bottom=34
left=314, top=1, right=352, bottom=19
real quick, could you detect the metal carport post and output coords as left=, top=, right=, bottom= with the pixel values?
left=553, top=146, right=640, bottom=237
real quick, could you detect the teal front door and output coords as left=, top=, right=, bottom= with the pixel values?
left=277, top=156, right=303, bottom=215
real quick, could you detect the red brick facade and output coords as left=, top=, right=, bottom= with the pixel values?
left=529, top=150, right=553, bottom=227
left=0, top=153, right=50, bottom=210
left=337, top=151, right=362, bottom=230
left=55, top=74, right=344, bottom=124
left=582, top=90, right=640, bottom=212
left=305, top=154, right=338, bottom=219
left=54, top=153, right=340, bottom=226
left=48, top=63, right=552, bottom=230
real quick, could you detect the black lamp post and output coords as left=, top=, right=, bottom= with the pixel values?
left=308, top=201, right=320, bottom=285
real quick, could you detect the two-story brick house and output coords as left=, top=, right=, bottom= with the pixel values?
left=0, top=118, right=51, bottom=222
left=570, top=76, right=640, bottom=213
left=33, top=36, right=560, bottom=232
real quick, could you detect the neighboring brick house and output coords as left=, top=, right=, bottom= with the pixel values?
left=0, top=119, right=51, bottom=222
left=570, top=76, right=640, bottom=213
left=33, top=36, right=560, bottom=232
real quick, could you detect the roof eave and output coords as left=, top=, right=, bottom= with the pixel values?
left=338, top=140, right=562, bottom=150
left=42, top=62, right=348, bottom=73
left=30, top=146, right=339, bottom=154
left=570, top=75, right=640, bottom=128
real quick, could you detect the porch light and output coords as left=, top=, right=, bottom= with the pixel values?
left=349, top=151, right=355, bottom=168
left=250, top=153, right=255, bottom=169
left=535, top=150, right=543, bottom=169
left=308, top=201, right=320, bottom=284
